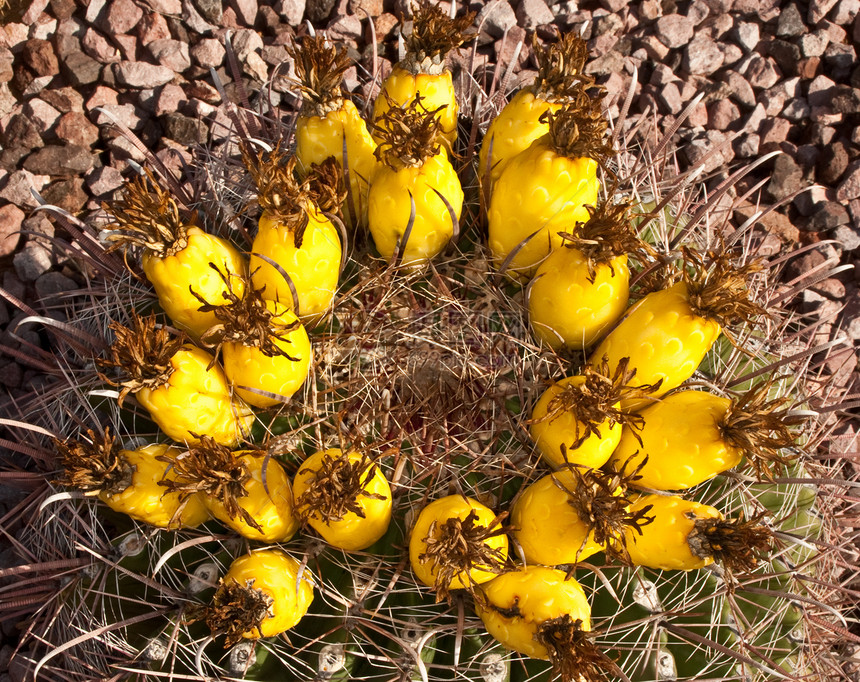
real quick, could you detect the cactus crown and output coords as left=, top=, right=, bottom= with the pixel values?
left=554, top=464, right=654, bottom=563
left=189, top=579, right=273, bottom=647
left=158, top=437, right=263, bottom=533
left=557, top=195, right=652, bottom=281
left=543, top=89, right=614, bottom=166
left=533, top=32, right=592, bottom=99
left=720, top=381, right=804, bottom=480
left=373, top=93, right=444, bottom=169
left=535, top=615, right=614, bottom=682
left=400, top=0, right=475, bottom=75
left=294, top=451, right=386, bottom=524
left=530, top=357, right=662, bottom=452
left=689, top=513, right=774, bottom=574
left=419, top=508, right=508, bottom=603
left=97, top=313, right=182, bottom=404
left=103, top=169, right=189, bottom=258
left=53, top=427, right=134, bottom=496
left=194, top=269, right=302, bottom=360
left=242, top=143, right=311, bottom=238
left=289, top=34, right=350, bottom=116
left=304, top=157, right=348, bottom=215
left=683, top=247, right=767, bottom=328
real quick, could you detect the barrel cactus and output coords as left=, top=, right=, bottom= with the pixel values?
left=1, top=12, right=852, bottom=682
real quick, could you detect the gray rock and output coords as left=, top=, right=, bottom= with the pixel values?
left=800, top=30, right=829, bottom=58
left=783, top=98, right=811, bottom=121
left=182, top=0, right=218, bottom=33
left=810, top=202, right=851, bottom=231
left=767, top=155, right=804, bottom=201
left=733, top=21, right=759, bottom=51
left=112, top=61, right=175, bottom=88
left=832, top=0, right=860, bottom=24
left=584, top=50, right=625, bottom=77
left=593, top=11, right=624, bottom=37
left=657, top=82, right=683, bottom=114
left=162, top=112, right=208, bottom=145
left=776, top=3, right=805, bottom=36
left=13, top=242, right=52, bottom=282
left=82, top=27, right=120, bottom=63
left=101, top=0, right=144, bottom=34
left=35, top=271, right=78, bottom=300
left=684, top=34, right=724, bottom=75
left=305, top=0, right=336, bottom=22
left=685, top=130, right=735, bottom=173
left=824, top=42, right=855, bottom=79
left=721, top=42, right=743, bottom=66
left=148, top=39, right=192, bottom=72
left=655, top=13, right=693, bottom=49
left=22, top=98, right=61, bottom=135
left=741, top=102, right=766, bottom=133
left=733, top=132, right=760, bottom=158
left=808, top=74, right=837, bottom=107
left=85, top=165, right=124, bottom=198
left=808, top=0, right=839, bottom=22
left=61, top=51, right=102, bottom=86
left=1, top=114, right=44, bottom=150
left=22, top=145, right=97, bottom=177
left=833, top=224, right=860, bottom=251
left=722, top=70, right=756, bottom=107
left=193, top=0, right=222, bottom=23
left=760, top=117, right=791, bottom=146
left=744, top=54, right=781, bottom=89
left=768, top=39, right=801, bottom=75
left=708, top=98, right=739, bottom=130
left=276, top=0, right=306, bottom=25
left=0, top=170, right=49, bottom=210
left=231, top=28, right=264, bottom=61
left=477, top=0, right=517, bottom=38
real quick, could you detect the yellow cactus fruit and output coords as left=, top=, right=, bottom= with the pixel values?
left=103, top=169, right=246, bottom=342
left=98, top=314, right=253, bottom=447
left=590, top=248, right=766, bottom=410
left=409, top=495, right=508, bottom=601
left=368, top=95, right=463, bottom=267
left=511, top=466, right=652, bottom=566
left=529, top=197, right=649, bottom=351
left=197, top=549, right=313, bottom=644
left=243, top=146, right=342, bottom=325
left=293, top=448, right=392, bottom=551
left=372, top=0, right=476, bottom=149
left=162, top=438, right=300, bottom=543
left=290, top=35, right=378, bottom=229
left=625, top=494, right=773, bottom=572
left=610, top=383, right=803, bottom=490
left=529, top=358, right=660, bottom=470
left=480, top=33, right=591, bottom=190
left=477, top=566, right=611, bottom=682
left=488, top=92, right=612, bottom=281
left=54, top=428, right=208, bottom=529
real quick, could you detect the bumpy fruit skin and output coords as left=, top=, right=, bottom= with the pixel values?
left=223, top=549, right=314, bottom=638
left=135, top=344, right=254, bottom=447
left=610, top=391, right=740, bottom=490
left=488, top=139, right=599, bottom=280
left=409, top=495, right=508, bottom=590
left=530, top=376, right=622, bottom=470
left=205, top=452, right=300, bottom=542
left=479, top=90, right=560, bottom=189
left=529, top=250, right=630, bottom=351
left=250, top=209, right=342, bottom=324
left=221, top=301, right=312, bottom=409
left=101, top=444, right=209, bottom=528
left=296, top=100, right=378, bottom=229
left=625, top=494, right=721, bottom=571
left=293, top=449, right=392, bottom=551
left=511, top=469, right=604, bottom=565
left=142, top=227, right=246, bottom=341
left=476, top=566, right=591, bottom=659
left=590, top=281, right=722, bottom=410
left=373, top=67, right=459, bottom=148
left=367, top=152, right=463, bottom=266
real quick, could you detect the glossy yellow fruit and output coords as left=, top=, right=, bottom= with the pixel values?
left=590, top=281, right=722, bottom=410
left=373, top=67, right=459, bottom=148
left=479, top=90, right=560, bottom=187
left=293, top=449, right=392, bottom=551
left=477, top=566, right=591, bottom=659
left=204, top=451, right=300, bottom=542
left=135, top=344, right=254, bottom=447
left=409, top=495, right=508, bottom=591
left=221, top=300, right=312, bottom=409
left=624, top=494, right=721, bottom=571
left=222, top=549, right=314, bottom=639
left=529, top=376, right=622, bottom=470
left=511, top=469, right=605, bottom=565
left=250, top=207, right=342, bottom=324
left=529, top=250, right=629, bottom=350
left=367, top=150, right=463, bottom=266
left=609, top=390, right=740, bottom=490
left=488, top=139, right=599, bottom=280
left=100, top=444, right=208, bottom=528
left=296, top=100, right=378, bottom=229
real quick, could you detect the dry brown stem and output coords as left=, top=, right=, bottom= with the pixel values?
left=52, top=427, right=134, bottom=496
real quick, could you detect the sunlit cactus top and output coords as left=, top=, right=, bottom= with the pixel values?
left=399, top=0, right=476, bottom=75
left=372, top=94, right=445, bottom=169
left=288, top=34, right=351, bottom=117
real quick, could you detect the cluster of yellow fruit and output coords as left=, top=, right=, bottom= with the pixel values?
left=51, top=2, right=805, bottom=676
